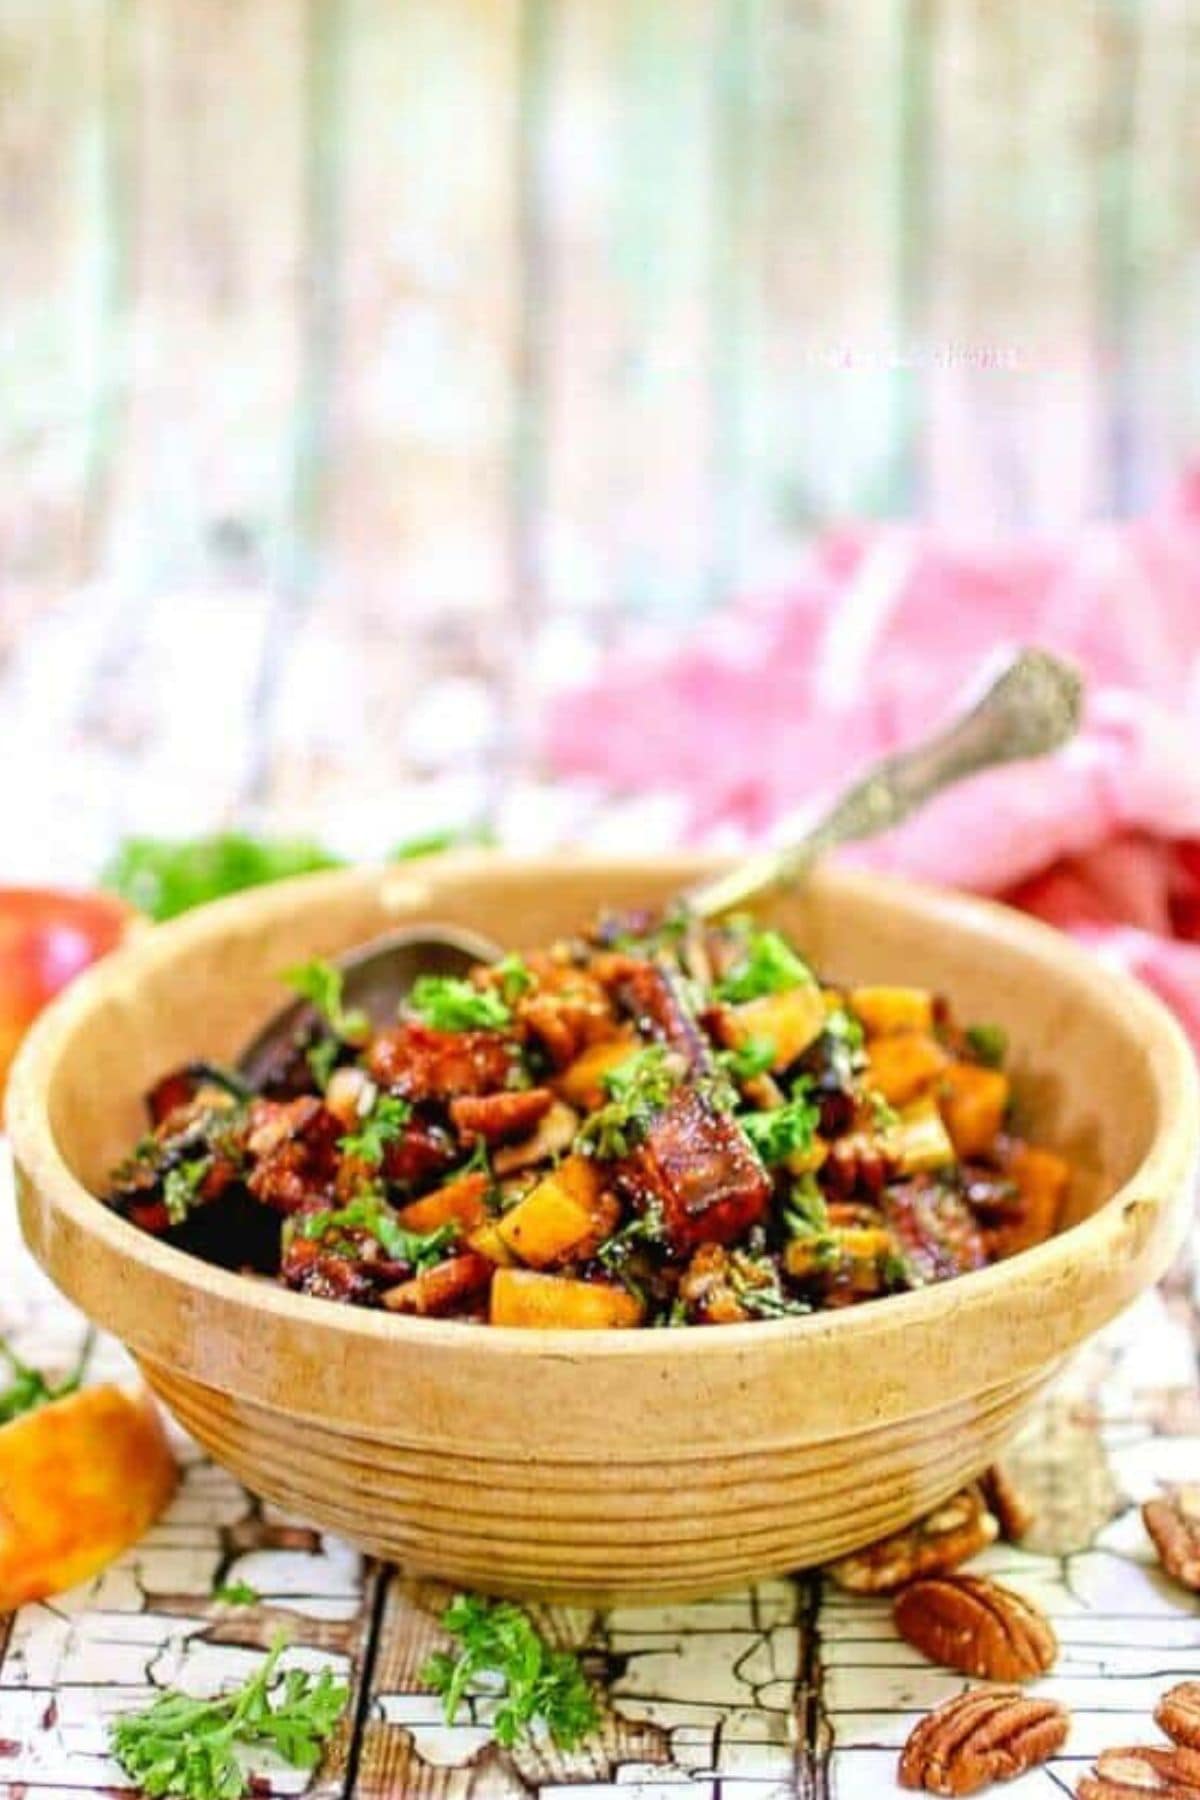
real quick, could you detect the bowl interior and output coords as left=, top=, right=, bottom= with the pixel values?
left=42, top=855, right=1161, bottom=1238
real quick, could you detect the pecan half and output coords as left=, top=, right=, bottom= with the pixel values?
left=1158, top=1684, right=1200, bottom=1751
left=893, top=1574, right=1057, bottom=1682
left=1079, top=1744, right=1200, bottom=1796
left=979, top=1463, right=1036, bottom=1544
left=899, top=1686, right=1068, bottom=1794
left=1143, top=1488, right=1200, bottom=1592
left=827, top=1488, right=999, bottom=1594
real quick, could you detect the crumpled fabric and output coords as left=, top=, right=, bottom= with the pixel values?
left=542, top=478, right=1200, bottom=1049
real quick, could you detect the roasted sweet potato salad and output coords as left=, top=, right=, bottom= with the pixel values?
left=102, top=913, right=1070, bottom=1328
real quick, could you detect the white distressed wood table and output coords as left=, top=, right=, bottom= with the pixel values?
left=2, top=1155, right=1197, bottom=1800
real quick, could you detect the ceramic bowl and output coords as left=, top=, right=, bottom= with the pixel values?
left=8, top=856, right=1197, bottom=1602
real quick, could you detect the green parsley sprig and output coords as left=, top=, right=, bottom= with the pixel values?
left=408, top=975, right=511, bottom=1032
left=965, top=1021, right=1008, bottom=1068
left=163, top=1156, right=213, bottom=1226
left=284, top=958, right=369, bottom=1044
left=422, top=1594, right=599, bottom=1751
left=0, top=1330, right=94, bottom=1425
left=717, top=1036, right=776, bottom=1084
left=109, top=1632, right=347, bottom=1800
left=337, top=1093, right=411, bottom=1166
left=714, top=925, right=815, bottom=1004
left=739, top=1079, right=821, bottom=1165
left=576, top=1046, right=683, bottom=1160
left=293, top=1195, right=456, bottom=1271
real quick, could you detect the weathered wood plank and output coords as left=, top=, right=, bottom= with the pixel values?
left=537, top=0, right=723, bottom=620
left=922, top=0, right=1112, bottom=529
left=1119, top=0, right=1200, bottom=509
left=320, top=0, right=521, bottom=624
left=715, top=0, right=914, bottom=587
left=102, top=0, right=309, bottom=589
left=0, top=0, right=126, bottom=620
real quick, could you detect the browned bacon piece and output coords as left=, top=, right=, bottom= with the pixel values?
left=883, top=1177, right=987, bottom=1285
left=381, top=1252, right=494, bottom=1317
left=604, top=958, right=713, bottom=1073
left=615, top=1087, right=770, bottom=1254
left=245, top=1097, right=341, bottom=1214
left=366, top=1022, right=517, bottom=1102
left=279, top=1233, right=381, bottom=1306
left=450, top=1087, right=555, bottom=1146
left=379, top=1117, right=458, bottom=1191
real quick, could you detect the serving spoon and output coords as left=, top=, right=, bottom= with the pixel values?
left=238, top=646, right=1082, bottom=1084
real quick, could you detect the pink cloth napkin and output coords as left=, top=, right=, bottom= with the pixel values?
left=543, top=480, right=1200, bottom=1049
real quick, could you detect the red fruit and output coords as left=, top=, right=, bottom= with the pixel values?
left=0, top=888, right=133, bottom=1092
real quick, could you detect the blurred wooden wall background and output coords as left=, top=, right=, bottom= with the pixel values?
left=0, top=0, right=1198, bottom=875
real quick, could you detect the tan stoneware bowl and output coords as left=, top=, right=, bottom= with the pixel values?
left=8, top=856, right=1199, bottom=1602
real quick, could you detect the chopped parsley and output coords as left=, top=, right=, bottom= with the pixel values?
left=213, top=1580, right=261, bottom=1607
left=727, top=1252, right=811, bottom=1320
left=422, top=1593, right=599, bottom=1751
left=408, top=975, right=511, bottom=1032
left=162, top=1155, right=212, bottom=1226
left=109, top=1630, right=347, bottom=1800
left=869, top=1091, right=901, bottom=1132
left=965, top=1022, right=1008, bottom=1068
left=780, top=1174, right=829, bottom=1238
left=295, top=1196, right=456, bottom=1270
left=337, top=1093, right=411, bottom=1166
left=284, top=958, right=370, bottom=1056
left=0, top=1330, right=94, bottom=1425
left=595, top=1202, right=666, bottom=1288
left=576, top=1046, right=683, bottom=1160
left=714, top=924, right=815, bottom=1003
left=717, top=1036, right=776, bottom=1083
left=739, top=1080, right=821, bottom=1165
left=494, top=952, right=534, bottom=1004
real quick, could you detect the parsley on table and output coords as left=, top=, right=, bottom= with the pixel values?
left=739, top=1080, right=821, bottom=1165
left=408, top=975, right=511, bottom=1032
left=0, top=1330, right=94, bottom=1425
left=422, top=1594, right=599, bottom=1751
left=576, top=1046, right=683, bottom=1160
left=337, top=1093, right=411, bottom=1167
left=965, top=1021, right=1008, bottom=1068
left=294, top=1196, right=456, bottom=1271
left=213, top=1581, right=261, bottom=1608
left=714, top=925, right=815, bottom=1003
left=109, top=1631, right=347, bottom=1800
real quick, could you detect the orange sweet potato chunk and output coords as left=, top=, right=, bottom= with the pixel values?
left=0, top=1385, right=178, bottom=1609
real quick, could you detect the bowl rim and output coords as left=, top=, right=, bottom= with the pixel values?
left=8, top=853, right=1199, bottom=1366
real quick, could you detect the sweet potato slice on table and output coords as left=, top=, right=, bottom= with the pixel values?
left=0, top=1385, right=178, bottom=1609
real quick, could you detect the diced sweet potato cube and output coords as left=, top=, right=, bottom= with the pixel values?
left=467, top=1220, right=518, bottom=1266
left=381, top=1252, right=493, bottom=1316
left=989, top=1140, right=1070, bottom=1258
left=395, top=1171, right=489, bottom=1235
left=496, top=1154, right=618, bottom=1267
left=785, top=1226, right=893, bottom=1280
left=885, top=1097, right=956, bottom=1174
left=938, top=1062, right=1011, bottom=1159
left=867, top=1033, right=950, bottom=1107
left=850, top=986, right=934, bottom=1038
left=727, top=988, right=828, bottom=1070
left=0, top=1385, right=178, bottom=1610
left=490, top=1269, right=644, bottom=1329
left=555, top=1032, right=639, bottom=1111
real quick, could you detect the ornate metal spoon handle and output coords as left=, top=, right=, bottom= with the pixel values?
left=685, top=647, right=1083, bottom=921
